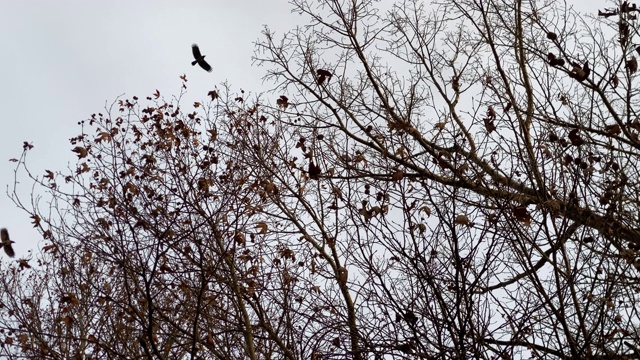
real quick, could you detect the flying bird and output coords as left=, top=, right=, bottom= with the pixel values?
left=0, top=228, right=15, bottom=258
left=191, top=44, right=212, bottom=72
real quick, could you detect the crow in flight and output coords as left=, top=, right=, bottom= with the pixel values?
left=0, top=228, right=15, bottom=258
left=191, top=44, right=212, bottom=72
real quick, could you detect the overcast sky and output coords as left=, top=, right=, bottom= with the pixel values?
left=0, top=1, right=299, bottom=258
left=0, top=0, right=602, bottom=259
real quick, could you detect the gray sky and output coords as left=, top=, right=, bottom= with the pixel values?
left=0, top=0, right=604, bottom=259
left=0, top=1, right=297, bottom=258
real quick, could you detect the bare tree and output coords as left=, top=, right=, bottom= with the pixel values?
left=0, top=85, right=291, bottom=359
left=248, top=0, right=640, bottom=358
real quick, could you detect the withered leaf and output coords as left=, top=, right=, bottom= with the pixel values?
left=308, top=161, right=322, bottom=180
left=484, top=118, right=496, bottom=133
left=455, top=214, right=470, bottom=226
left=620, top=20, right=630, bottom=47
left=256, top=222, right=268, bottom=234
left=404, top=310, right=418, bottom=324
left=420, top=206, right=431, bottom=216
left=234, top=232, right=246, bottom=245
left=568, top=129, right=585, bottom=146
left=72, top=146, right=88, bottom=159
left=332, top=337, right=341, bottom=347
left=598, top=10, right=617, bottom=18
left=486, top=106, right=496, bottom=120
left=18, top=259, right=31, bottom=269
left=604, top=124, right=621, bottom=136
left=207, top=90, right=219, bottom=100
left=31, top=215, right=41, bottom=227
left=397, top=343, right=415, bottom=354
left=207, top=129, right=218, bottom=141
left=391, top=169, right=404, bottom=181
left=512, top=207, right=532, bottom=226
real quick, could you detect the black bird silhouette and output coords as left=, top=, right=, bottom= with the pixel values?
left=191, top=44, right=212, bottom=72
left=0, top=228, right=15, bottom=258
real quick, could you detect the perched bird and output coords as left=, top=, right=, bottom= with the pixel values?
left=191, top=44, right=212, bottom=72
left=337, top=266, right=348, bottom=282
left=0, top=228, right=15, bottom=258
left=568, top=61, right=589, bottom=82
left=316, top=69, right=333, bottom=85
left=627, top=56, right=638, bottom=73
left=276, top=95, right=289, bottom=109
left=547, top=52, right=565, bottom=67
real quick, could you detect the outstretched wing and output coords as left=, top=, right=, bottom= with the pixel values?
left=0, top=228, right=13, bottom=257
left=3, top=243, right=14, bottom=258
left=198, top=59, right=212, bottom=72
left=192, top=44, right=203, bottom=59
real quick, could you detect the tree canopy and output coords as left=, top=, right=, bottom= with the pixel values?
left=3, top=0, right=640, bottom=359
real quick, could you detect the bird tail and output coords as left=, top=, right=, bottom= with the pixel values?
left=191, top=60, right=197, bottom=66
